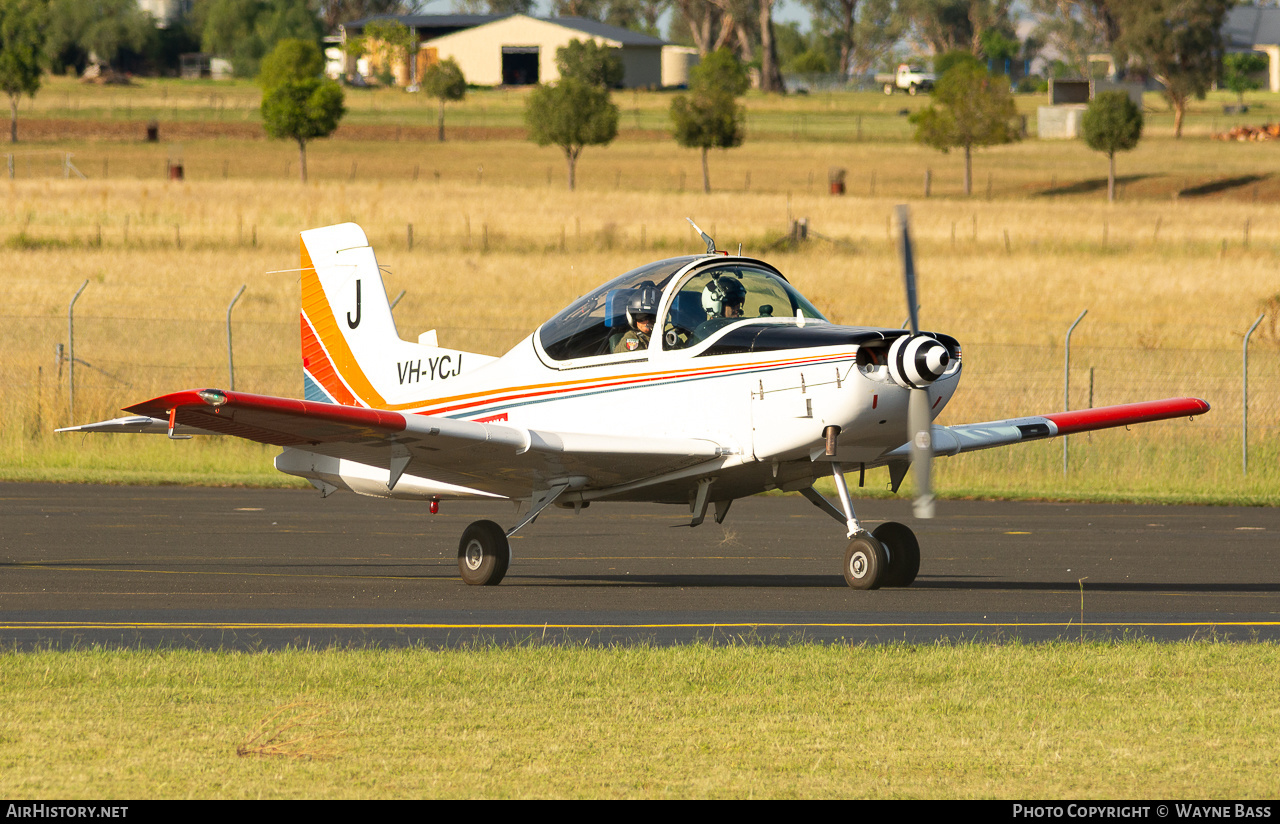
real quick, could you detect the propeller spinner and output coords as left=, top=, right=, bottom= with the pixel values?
left=894, top=205, right=944, bottom=520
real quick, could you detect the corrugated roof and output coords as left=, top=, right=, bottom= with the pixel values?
left=343, top=13, right=666, bottom=47
left=1223, top=5, right=1280, bottom=48
left=345, top=13, right=509, bottom=31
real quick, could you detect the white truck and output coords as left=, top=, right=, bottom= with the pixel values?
left=875, top=64, right=936, bottom=96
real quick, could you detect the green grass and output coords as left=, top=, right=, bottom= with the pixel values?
left=2, top=642, right=1277, bottom=798
left=16, top=74, right=1280, bottom=141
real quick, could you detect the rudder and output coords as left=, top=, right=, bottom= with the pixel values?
left=300, top=223, right=400, bottom=407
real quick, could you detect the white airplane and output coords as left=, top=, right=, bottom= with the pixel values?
left=63, top=213, right=1210, bottom=589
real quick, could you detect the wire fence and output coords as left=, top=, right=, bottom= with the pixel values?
left=3, top=312, right=1276, bottom=464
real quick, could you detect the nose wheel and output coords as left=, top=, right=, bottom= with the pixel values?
left=843, top=523, right=920, bottom=590
left=873, top=521, right=920, bottom=588
left=844, top=533, right=887, bottom=589
left=458, top=520, right=510, bottom=586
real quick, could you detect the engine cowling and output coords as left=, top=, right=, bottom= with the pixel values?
left=887, top=334, right=951, bottom=389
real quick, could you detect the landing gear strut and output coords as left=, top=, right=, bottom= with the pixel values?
left=803, top=464, right=922, bottom=590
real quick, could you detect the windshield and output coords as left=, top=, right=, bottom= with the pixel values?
left=662, top=263, right=828, bottom=350
left=538, top=257, right=697, bottom=361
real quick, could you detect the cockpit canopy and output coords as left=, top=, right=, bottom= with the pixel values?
left=538, top=256, right=829, bottom=362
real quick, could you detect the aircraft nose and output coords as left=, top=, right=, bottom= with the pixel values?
left=887, top=335, right=951, bottom=389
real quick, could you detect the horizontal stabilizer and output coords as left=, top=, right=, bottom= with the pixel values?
left=56, top=415, right=206, bottom=436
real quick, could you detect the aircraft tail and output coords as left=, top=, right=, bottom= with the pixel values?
left=299, top=223, right=493, bottom=409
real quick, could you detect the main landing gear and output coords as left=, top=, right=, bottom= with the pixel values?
left=801, top=462, right=922, bottom=590
left=456, top=478, right=584, bottom=585
left=458, top=520, right=510, bottom=586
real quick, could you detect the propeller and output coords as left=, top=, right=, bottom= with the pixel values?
left=894, top=205, right=945, bottom=519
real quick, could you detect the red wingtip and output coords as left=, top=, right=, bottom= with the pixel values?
left=1044, top=398, right=1210, bottom=436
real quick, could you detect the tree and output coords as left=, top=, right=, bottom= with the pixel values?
left=551, top=0, right=669, bottom=30
left=787, top=48, right=830, bottom=75
left=45, top=0, right=150, bottom=73
left=1110, top=0, right=1232, bottom=139
left=910, top=62, right=1020, bottom=196
left=258, top=37, right=322, bottom=89
left=556, top=38, right=624, bottom=88
left=670, top=47, right=746, bottom=193
left=1223, top=52, right=1268, bottom=108
left=201, top=0, right=322, bottom=78
left=900, top=0, right=1015, bottom=57
left=757, top=0, right=786, bottom=93
left=363, top=17, right=416, bottom=86
left=455, top=0, right=535, bottom=12
left=801, top=0, right=900, bottom=78
left=319, top=2, right=423, bottom=32
left=1082, top=90, right=1142, bottom=203
left=1028, top=0, right=1121, bottom=77
left=0, top=0, right=45, bottom=144
left=525, top=77, right=619, bottom=191
left=261, top=78, right=345, bottom=183
left=422, top=57, right=465, bottom=142
left=689, top=44, right=750, bottom=95
left=934, top=48, right=982, bottom=77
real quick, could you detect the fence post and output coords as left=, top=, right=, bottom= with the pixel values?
left=67, top=280, right=89, bottom=424
left=226, top=284, right=246, bottom=391
left=1243, top=313, right=1265, bottom=473
left=1063, top=309, right=1088, bottom=475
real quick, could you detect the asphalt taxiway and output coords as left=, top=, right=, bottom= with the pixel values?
left=2, top=483, right=1277, bottom=648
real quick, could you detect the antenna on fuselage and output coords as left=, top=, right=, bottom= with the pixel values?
left=686, top=218, right=716, bottom=254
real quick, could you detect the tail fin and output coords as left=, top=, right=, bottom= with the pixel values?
left=299, top=223, right=493, bottom=409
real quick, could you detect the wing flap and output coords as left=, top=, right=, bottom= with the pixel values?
left=111, top=389, right=724, bottom=496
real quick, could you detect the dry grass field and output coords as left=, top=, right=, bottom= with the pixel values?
left=1, top=78, right=1277, bottom=501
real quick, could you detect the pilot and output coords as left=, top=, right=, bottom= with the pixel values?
left=702, top=275, right=747, bottom=320
left=613, top=285, right=660, bottom=353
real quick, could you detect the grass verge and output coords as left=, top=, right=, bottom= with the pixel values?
left=2, top=641, right=1278, bottom=798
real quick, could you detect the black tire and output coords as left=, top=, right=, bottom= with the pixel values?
left=458, top=520, right=510, bottom=586
left=844, top=533, right=887, bottom=590
left=874, top=521, right=920, bottom=588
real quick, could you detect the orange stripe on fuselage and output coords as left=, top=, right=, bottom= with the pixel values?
left=299, top=238, right=386, bottom=408
left=409, top=350, right=855, bottom=418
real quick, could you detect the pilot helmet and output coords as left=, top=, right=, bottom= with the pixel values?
left=626, top=285, right=660, bottom=328
left=702, top=275, right=747, bottom=317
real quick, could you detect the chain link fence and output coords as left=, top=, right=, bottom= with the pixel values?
left=4, top=311, right=1275, bottom=462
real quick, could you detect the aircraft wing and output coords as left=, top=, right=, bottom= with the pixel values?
left=66, top=389, right=728, bottom=499
left=880, top=398, right=1211, bottom=461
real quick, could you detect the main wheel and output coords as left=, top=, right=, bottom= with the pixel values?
left=873, top=521, right=920, bottom=588
left=883, top=83, right=895, bottom=95
left=458, top=520, right=510, bottom=586
left=907, top=84, right=919, bottom=96
left=844, top=532, right=887, bottom=590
